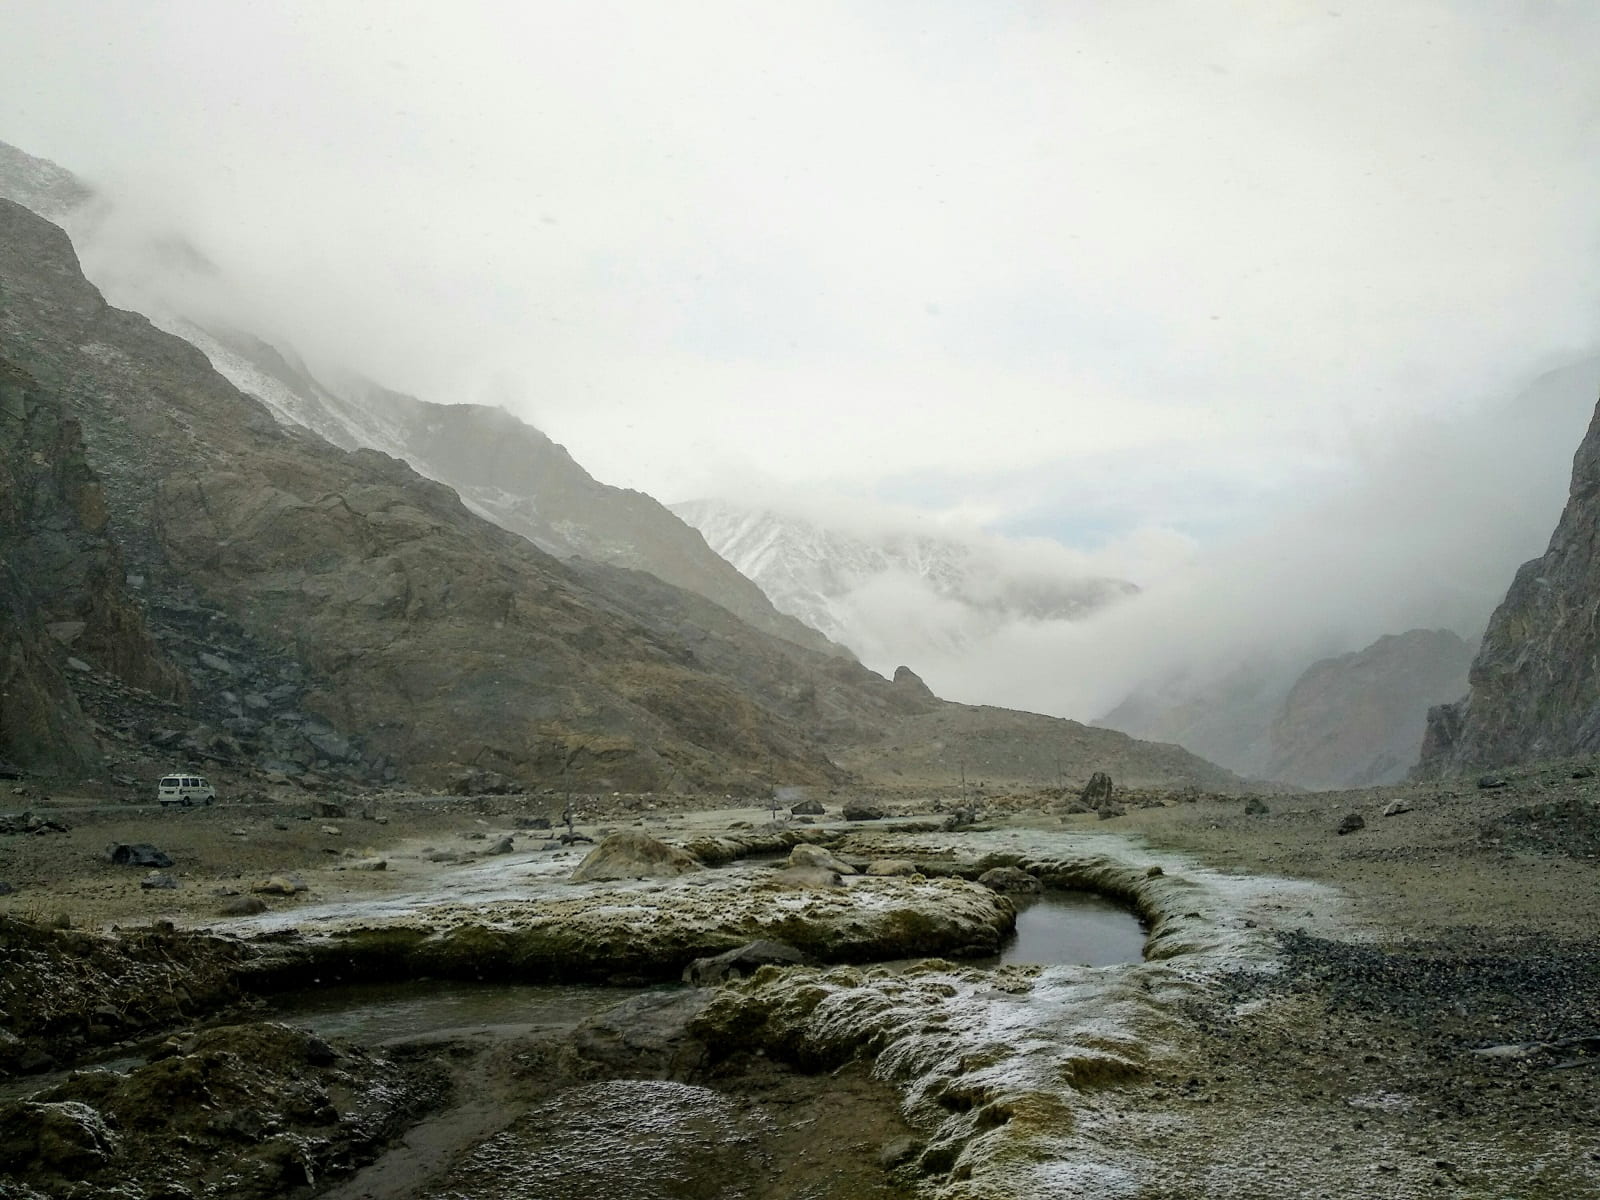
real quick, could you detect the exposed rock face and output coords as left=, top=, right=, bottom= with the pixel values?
left=1421, top=397, right=1600, bottom=775
left=1265, top=630, right=1474, bottom=789
left=0, top=359, right=179, bottom=771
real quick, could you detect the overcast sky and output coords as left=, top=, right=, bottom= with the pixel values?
left=5, top=1, right=1598, bottom=567
left=4, top=2, right=1600, bottom=732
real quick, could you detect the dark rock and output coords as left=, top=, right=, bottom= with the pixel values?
left=0, top=881, right=13, bottom=895
left=1382, top=798, right=1413, bottom=817
left=841, top=801, right=884, bottom=821
left=790, top=798, right=825, bottom=815
left=977, top=866, right=1042, bottom=894
left=1095, top=804, right=1126, bottom=820
left=683, top=939, right=812, bottom=985
left=1081, top=771, right=1115, bottom=806
left=140, top=873, right=178, bottom=890
left=1244, top=796, right=1270, bottom=816
left=314, top=801, right=346, bottom=819
left=484, top=834, right=514, bottom=855
left=106, top=843, right=174, bottom=868
left=1478, top=775, right=1509, bottom=790
left=219, top=896, right=267, bottom=916
left=1336, top=813, right=1366, bottom=835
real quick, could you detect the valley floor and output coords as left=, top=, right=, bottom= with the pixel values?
left=2, top=765, right=1598, bottom=1198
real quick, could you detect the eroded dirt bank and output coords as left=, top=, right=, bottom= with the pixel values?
left=1, top=770, right=1598, bottom=1198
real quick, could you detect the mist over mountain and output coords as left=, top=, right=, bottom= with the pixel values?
left=0, top=138, right=841, bottom=661
left=673, top=497, right=1137, bottom=674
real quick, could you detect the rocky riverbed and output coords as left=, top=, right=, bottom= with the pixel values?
left=1, top=771, right=1598, bottom=1198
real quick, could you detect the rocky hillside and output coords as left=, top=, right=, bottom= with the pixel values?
left=1265, top=630, right=1473, bottom=789
left=0, top=138, right=840, bottom=662
left=673, top=497, right=1137, bottom=671
left=0, top=196, right=1242, bottom=795
left=1421, top=396, right=1600, bottom=774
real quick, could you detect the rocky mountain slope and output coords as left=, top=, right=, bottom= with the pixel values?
left=1265, top=629, right=1473, bottom=789
left=1421, top=395, right=1600, bottom=773
left=0, top=358, right=180, bottom=772
left=0, top=195, right=1242, bottom=795
left=1099, top=629, right=1475, bottom=790
left=0, top=138, right=840, bottom=662
left=673, top=497, right=1137, bottom=670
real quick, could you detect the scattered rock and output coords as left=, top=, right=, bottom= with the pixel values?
left=315, top=801, right=346, bottom=819
left=320, top=825, right=341, bottom=835
left=841, top=802, right=884, bottom=821
left=139, top=873, right=178, bottom=890
left=0, top=811, right=69, bottom=835
left=516, top=816, right=552, bottom=830
left=106, top=843, right=174, bottom=868
left=1382, top=798, right=1413, bottom=817
left=483, top=834, right=515, bottom=855
left=219, top=896, right=267, bottom=916
left=1244, top=797, right=1270, bottom=816
left=790, top=798, right=825, bottom=816
left=682, top=939, right=812, bottom=985
left=1337, top=813, right=1366, bottom=835
left=0, top=881, right=14, bottom=895
left=350, top=858, right=388, bottom=871
left=570, top=831, right=701, bottom=883
left=1095, top=804, right=1127, bottom=820
left=1478, top=775, right=1510, bottom=790
left=977, top=865, right=1042, bottom=894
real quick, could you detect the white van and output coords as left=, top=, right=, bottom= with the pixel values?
left=157, top=773, right=216, bottom=807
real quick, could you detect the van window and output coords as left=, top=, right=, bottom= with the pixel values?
left=161, top=777, right=180, bottom=787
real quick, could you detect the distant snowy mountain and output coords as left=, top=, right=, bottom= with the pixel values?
left=672, top=498, right=1137, bottom=674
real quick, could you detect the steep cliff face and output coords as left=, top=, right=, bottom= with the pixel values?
left=1421, top=396, right=1600, bottom=774
left=0, top=358, right=179, bottom=771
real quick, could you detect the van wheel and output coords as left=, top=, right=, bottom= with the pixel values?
left=204, top=796, right=213, bottom=806
left=182, top=797, right=192, bottom=808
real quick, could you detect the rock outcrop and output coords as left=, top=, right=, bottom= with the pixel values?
left=1421, top=395, right=1600, bottom=775
left=0, top=359, right=180, bottom=771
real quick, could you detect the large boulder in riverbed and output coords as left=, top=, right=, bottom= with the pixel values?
left=570, top=831, right=701, bottom=882
left=786, top=844, right=856, bottom=875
